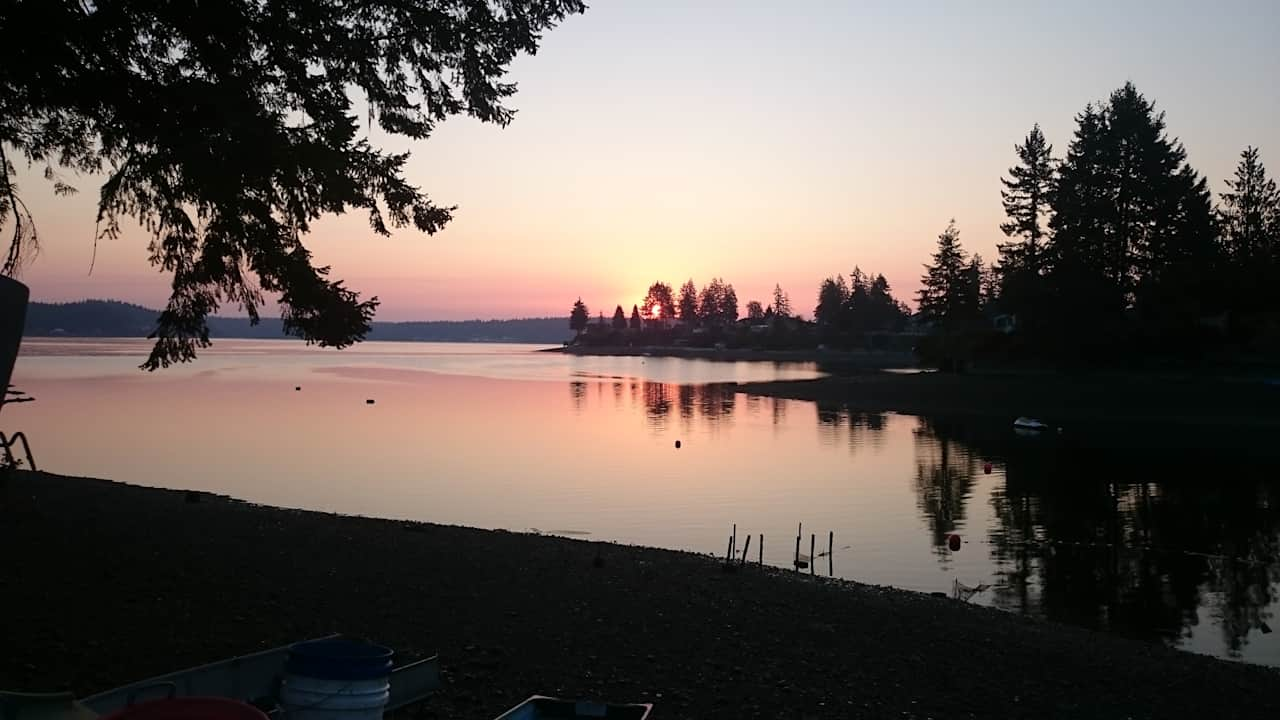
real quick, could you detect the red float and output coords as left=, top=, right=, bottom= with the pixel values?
left=948, top=533, right=962, bottom=551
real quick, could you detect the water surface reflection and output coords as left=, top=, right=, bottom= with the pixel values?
left=10, top=340, right=1280, bottom=665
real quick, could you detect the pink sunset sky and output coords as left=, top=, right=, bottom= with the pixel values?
left=11, top=1, right=1280, bottom=321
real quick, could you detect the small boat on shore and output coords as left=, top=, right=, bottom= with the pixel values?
left=4, top=635, right=441, bottom=719
left=494, top=696, right=652, bottom=720
left=1013, top=416, right=1049, bottom=432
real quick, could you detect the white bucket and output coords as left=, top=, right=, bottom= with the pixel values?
left=280, top=673, right=389, bottom=720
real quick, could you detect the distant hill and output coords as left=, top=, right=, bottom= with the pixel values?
left=23, top=300, right=572, bottom=345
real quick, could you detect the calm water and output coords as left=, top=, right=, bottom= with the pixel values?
left=9, top=339, right=1280, bottom=666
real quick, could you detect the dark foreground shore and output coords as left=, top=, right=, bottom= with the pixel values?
left=3, top=471, right=1278, bottom=719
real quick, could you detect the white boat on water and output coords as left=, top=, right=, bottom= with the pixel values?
left=1013, top=416, right=1049, bottom=432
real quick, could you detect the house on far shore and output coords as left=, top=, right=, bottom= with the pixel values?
left=644, top=316, right=676, bottom=331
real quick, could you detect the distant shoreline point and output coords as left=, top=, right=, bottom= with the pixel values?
left=547, top=344, right=918, bottom=367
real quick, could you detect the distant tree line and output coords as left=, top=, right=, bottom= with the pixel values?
left=813, top=267, right=913, bottom=340
left=570, top=279, right=795, bottom=349
left=569, top=272, right=913, bottom=352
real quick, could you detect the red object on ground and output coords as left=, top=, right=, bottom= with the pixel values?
left=948, top=534, right=962, bottom=552
left=101, top=698, right=268, bottom=720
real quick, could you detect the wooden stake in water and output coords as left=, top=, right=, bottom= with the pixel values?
left=828, top=531, right=834, bottom=577
left=759, top=534, right=764, bottom=567
left=740, top=534, right=751, bottom=566
left=810, top=534, right=816, bottom=576
left=725, top=536, right=733, bottom=564
left=794, top=533, right=801, bottom=571
left=732, top=523, right=737, bottom=561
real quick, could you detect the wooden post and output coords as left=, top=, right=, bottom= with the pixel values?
left=740, top=534, right=751, bottom=566
left=725, top=536, right=733, bottom=564
left=732, top=523, right=737, bottom=562
left=809, top=534, right=816, bottom=576
left=828, top=531, right=834, bottom=577
left=794, top=533, right=801, bottom=571
left=759, top=534, right=764, bottom=567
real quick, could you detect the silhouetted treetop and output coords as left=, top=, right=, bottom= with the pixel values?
left=1218, top=146, right=1280, bottom=318
left=0, top=0, right=586, bottom=369
left=999, top=124, right=1055, bottom=262
left=996, top=124, right=1055, bottom=319
left=611, top=304, right=627, bottom=330
left=569, top=298, right=589, bottom=335
left=678, top=280, right=699, bottom=324
left=918, top=220, right=979, bottom=331
left=697, top=278, right=737, bottom=325
left=771, top=283, right=791, bottom=318
left=1219, top=147, right=1279, bottom=268
left=814, top=275, right=848, bottom=327
left=1047, top=82, right=1218, bottom=334
left=642, top=282, right=676, bottom=320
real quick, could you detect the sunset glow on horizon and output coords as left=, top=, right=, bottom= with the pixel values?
left=12, top=1, right=1279, bottom=321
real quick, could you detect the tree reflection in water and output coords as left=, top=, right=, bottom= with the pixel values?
left=576, top=379, right=744, bottom=430
left=568, top=380, right=587, bottom=412
left=911, top=418, right=978, bottom=563
left=569, top=380, right=1280, bottom=658
left=815, top=400, right=888, bottom=455
left=914, top=417, right=1280, bottom=658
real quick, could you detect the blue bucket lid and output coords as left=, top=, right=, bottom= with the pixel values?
left=286, top=638, right=393, bottom=681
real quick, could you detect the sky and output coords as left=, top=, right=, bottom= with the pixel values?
left=12, top=0, right=1280, bottom=321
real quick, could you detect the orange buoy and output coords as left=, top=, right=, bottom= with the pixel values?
left=983, top=462, right=992, bottom=474
left=948, top=534, right=962, bottom=552
left=674, top=440, right=681, bottom=449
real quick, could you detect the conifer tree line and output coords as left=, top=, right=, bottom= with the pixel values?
left=570, top=279, right=756, bottom=333
left=921, top=81, right=1280, bottom=364
left=569, top=270, right=912, bottom=351
left=813, top=268, right=913, bottom=336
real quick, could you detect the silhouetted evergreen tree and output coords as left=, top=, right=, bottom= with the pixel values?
left=1047, top=83, right=1220, bottom=353
left=843, top=267, right=870, bottom=332
left=611, top=305, right=627, bottom=330
left=1, top=1, right=586, bottom=369
left=642, top=282, right=676, bottom=320
left=970, top=255, right=995, bottom=313
left=720, top=283, right=739, bottom=323
left=867, top=274, right=910, bottom=332
left=917, top=220, right=978, bottom=331
left=1218, top=147, right=1280, bottom=319
left=629, top=305, right=642, bottom=330
left=570, top=298, right=589, bottom=336
left=997, top=124, right=1055, bottom=320
left=1044, top=104, right=1121, bottom=345
left=698, top=278, right=732, bottom=325
left=772, top=284, right=792, bottom=318
left=746, top=300, right=765, bottom=320
left=678, top=280, right=699, bottom=325
left=814, top=275, right=849, bottom=328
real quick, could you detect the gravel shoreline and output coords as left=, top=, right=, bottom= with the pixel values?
left=3, top=471, right=1278, bottom=719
